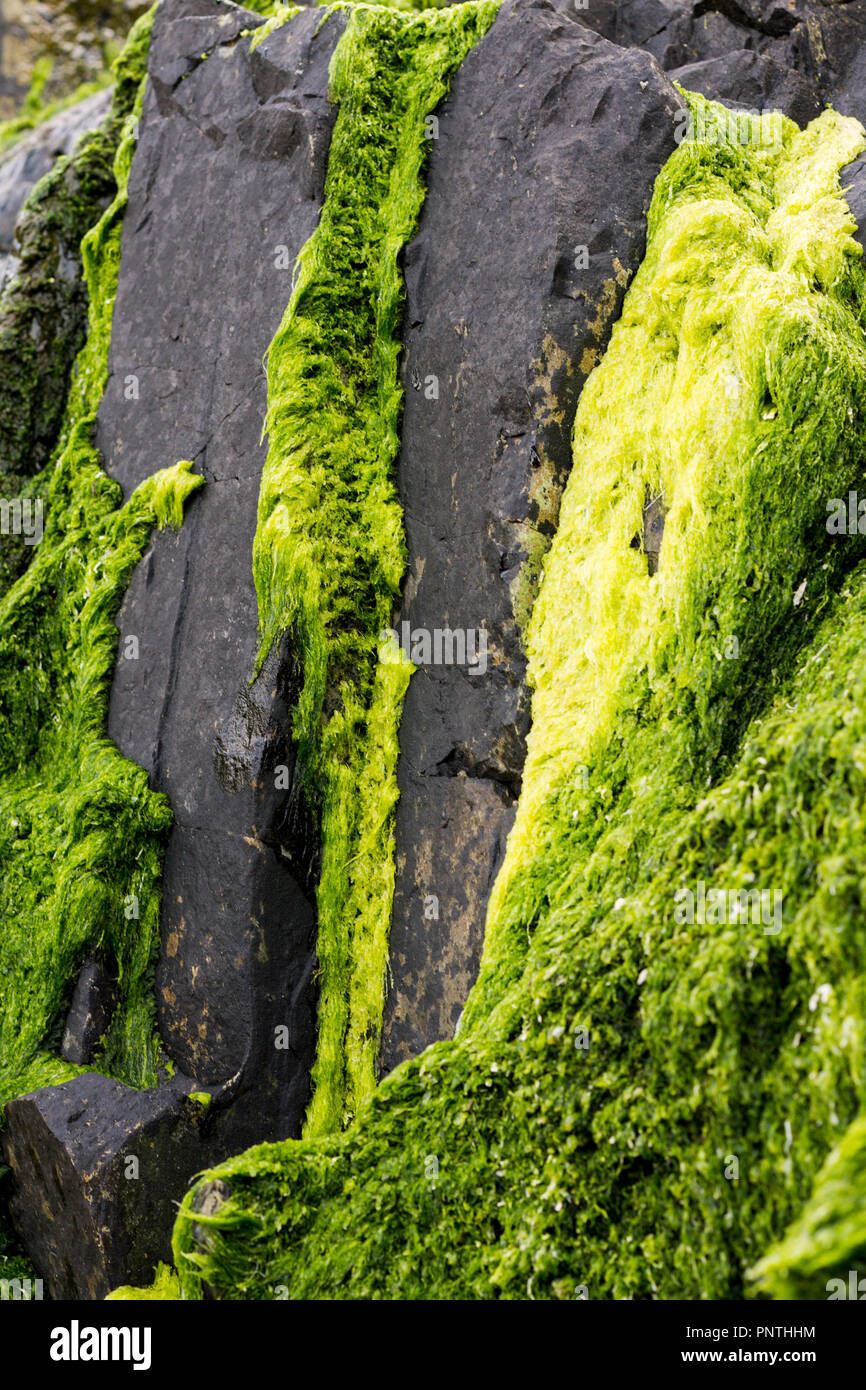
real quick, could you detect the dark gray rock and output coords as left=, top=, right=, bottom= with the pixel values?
left=2, top=1072, right=213, bottom=1299
left=572, top=0, right=866, bottom=127
left=16, top=0, right=866, bottom=1301
left=189, top=1177, right=231, bottom=1253
left=814, top=0, right=866, bottom=127
left=635, top=489, right=667, bottom=577
left=381, top=0, right=866, bottom=1071
left=668, top=49, right=822, bottom=125
left=0, top=86, right=112, bottom=253
left=570, top=3, right=866, bottom=274
left=0, top=81, right=125, bottom=604
left=566, top=0, right=754, bottom=66
left=101, top=0, right=344, bottom=1110
left=845, top=153, right=866, bottom=254
left=381, top=0, right=686, bottom=1071
left=3, top=0, right=345, bottom=1298
left=570, top=0, right=696, bottom=49
left=60, top=955, right=119, bottom=1066
left=0, top=95, right=119, bottom=486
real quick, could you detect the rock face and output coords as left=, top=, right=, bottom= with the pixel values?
left=0, top=86, right=112, bottom=257
left=381, top=0, right=684, bottom=1069
left=60, top=955, right=119, bottom=1066
left=561, top=5, right=866, bottom=291
left=3, top=0, right=346, bottom=1298
left=572, top=0, right=866, bottom=126
left=4, top=1074, right=213, bottom=1299
left=669, top=49, right=821, bottom=127
left=101, top=0, right=344, bottom=1126
left=0, top=84, right=120, bottom=598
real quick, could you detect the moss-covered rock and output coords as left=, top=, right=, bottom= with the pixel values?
left=0, top=9, right=203, bottom=1271
left=251, top=0, right=500, bottom=1135
left=0, top=15, right=154, bottom=600
left=156, top=90, right=866, bottom=1301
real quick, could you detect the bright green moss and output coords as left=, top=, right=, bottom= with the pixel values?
left=107, top=1261, right=182, bottom=1302
left=252, top=0, right=498, bottom=1136
left=467, top=94, right=866, bottom=1028
left=0, top=10, right=202, bottom=1119
left=150, top=94, right=866, bottom=1301
left=751, top=1113, right=866, bottom=1298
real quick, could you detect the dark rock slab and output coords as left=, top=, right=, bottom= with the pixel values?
left=60, top=955, right=119, bottom=1066
left=380, top=0, right=686, bottom=1072
left=565, top=0, right=756, bottom=66
left=0, top=86, right=112, bottom=253
left=13, top=0, right=866, bottom=1300
left=845, top=153, right=866, bottom=252
left=571, top=4, right=866, bottom=300
left=101, top=0, right=344, bottom=1114
left=0, top=83, right=124, bottom=601
left=668, top=49, right=821, bottom=125
left=572, top=0, right=866, bottom=127
left=813, top=0, right=866, bottom=127
left=3, top=0, right=345, bottom=1298
left=3, top=1073, right=212, bottom=1300
left=0, top=95, right=120, bottom=485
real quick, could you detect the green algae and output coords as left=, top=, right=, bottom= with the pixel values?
left=107, top=1260, right=182, bottom=1301
left=251, top=0, right=498, bottom=1136
left=0, top=16, right=153, bottom=601
left=467, top=92, right=866, bottom=1029
left=148, top=93, right=866, bottom=1300
left=0, top=8, right=203, bottom=1117
left=751, top=1112, right=866, bottom=1298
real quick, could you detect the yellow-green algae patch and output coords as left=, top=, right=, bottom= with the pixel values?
left=246, top=5, right=302, bottom=52
left=107, top=1261, right=182, bottom=1302
left=126, top=93, right=866, bottom=1302
left=466, top=96, right=866, bottom=1028
left=751, top=1112, right=866, bottom=1298
left=0, top=10, right=202, bottom=1127
left=251, top=0, right=499, bottom=1136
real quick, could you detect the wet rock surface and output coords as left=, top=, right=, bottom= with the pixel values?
left=669, top=48, right=821, bottom=126
left=381, top=0, right=685, bottom=1070
left=3, top=1072, right=212, bottom=1299
left=60, top=955, right=119, bottom=1066
left=101, top=0, right=343, bottom=1108
left=571, top=0, right=866, bottom=126
left=0, top=85, right=119, bottom=600
left=8, top=0, right=866, bottom=1299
